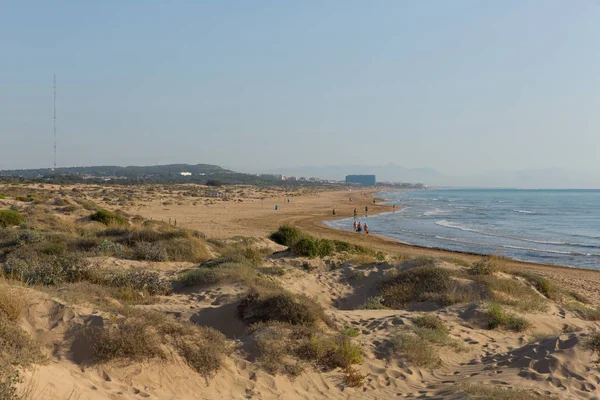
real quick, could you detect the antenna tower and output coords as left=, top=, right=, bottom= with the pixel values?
left=53, top=74, right=57, bottom=170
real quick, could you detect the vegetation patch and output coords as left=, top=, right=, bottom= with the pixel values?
left=360, top=296, right=388, bottom=310
left=90, top=209, right=127, bottom=226
left=91, top=309, right=230, bottom=378
left=270, top=225, right=384, bottom=260
left=470, top=255, right=505, bottom=275
left=473, top=274, right=548, bottom=312
left=582, top=332, right=600, bottom=364
left=486, top=302, right=530, bottom=332
left=0, top=210, right=24, bottom=228
left=457, top=383, right=557, bottom=399
left=238, top=288, right=330, bottom=327
left=379, top=264, right=478, bottom=308
left=390, top=332, right=441, bottom=367
left=251, top=322, right=362, bottom=376
left=515, top=271, right=560, bottom=301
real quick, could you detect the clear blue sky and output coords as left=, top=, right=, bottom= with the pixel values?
left=1, top=1, right=599, bottom=176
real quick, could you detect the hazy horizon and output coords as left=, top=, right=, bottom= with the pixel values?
left=2, top=1, right=600, bottom=184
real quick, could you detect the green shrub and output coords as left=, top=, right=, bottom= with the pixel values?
left=487, top=303, right=530, bottom=332
left=515, top=272, right=559, bottom=300
left=270, top=224, right=303, bottom=246
left=341, top=327, right=360, bottom=337
left=380, top=265, right=452, bottom=308
left=16, top=230, right=43, bottom=244
left=90, top=209, right=127, bottom=226
left=95, top=269, right=172, bottom=295
left=238, top=289, right=328, bottom=327
left=0, top=210, right=24, bottom=228
left=360, top=296, right=387, bottom=310
left=3, top=253, right=92, bottom=286
left=412, top=315, right=447, bottom=332
left=133, top=241, right=168, bottom=261
left=583, top=332, right=600, bottom=363
left=52, top=198, right=71, bottom=207
left=470, top=256, right=504, bottom=275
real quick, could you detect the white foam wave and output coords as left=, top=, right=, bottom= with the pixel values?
left=435, top=220, right=600, bottom=249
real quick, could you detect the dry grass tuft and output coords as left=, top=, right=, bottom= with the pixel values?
left=91, top=309, right=230, bottom=378
left=457, top=383, right=558, bottom=399
left=390, top=332, right=441, bottom=367
left=0, top=285, right=24, bottom=322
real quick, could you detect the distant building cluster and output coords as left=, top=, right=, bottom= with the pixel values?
left=345, top=175, right=376, bottom=186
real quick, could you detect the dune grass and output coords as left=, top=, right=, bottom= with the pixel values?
left=390, top=332, right=441, bottom=367
left=487, top=302, right=530, bottom=332
left=92, top=308, right=230, bottom=378
left=458, top=383, right=558, bottom=399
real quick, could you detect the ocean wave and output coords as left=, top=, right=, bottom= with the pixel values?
left=423, top=208, right=451, bottom=216
left=513, top=209, right=534, bottom=214
left=501, top=245, right=600, bottom=257
left=435, top=220, right=600, bottom=250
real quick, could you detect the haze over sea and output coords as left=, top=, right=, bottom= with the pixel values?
left=327, top=189, right=600, bottom=270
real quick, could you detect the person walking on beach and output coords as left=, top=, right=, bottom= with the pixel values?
left=365, top=205, right=369, bottom=215
left=354, top=208, right=358, bottom=218
left=357, top=222, right=363, bottom=233
left=364, top=223, right=369, bottom=234
left=332, top=208, right=336, bottom=216
left=353, top=220, right=358, bottom=231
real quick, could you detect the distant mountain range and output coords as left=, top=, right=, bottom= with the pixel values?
left=263, top=164, right=600, bottom=189
left=0, top=164, right=231, bottom=178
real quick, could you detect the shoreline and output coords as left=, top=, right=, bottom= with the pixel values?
left=328, top=189, right=600, bottom=271
left=319, top=189, right=599, bottom=273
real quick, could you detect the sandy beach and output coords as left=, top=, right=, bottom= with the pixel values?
left=2, top=183, right=600, bottom=399
left=133, top=186, right=600, bottom=304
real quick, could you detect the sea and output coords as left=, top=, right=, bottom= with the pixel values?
left=326, top=189, right=600, bottom=270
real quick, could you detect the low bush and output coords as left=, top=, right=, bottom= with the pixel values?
left=380, top=265, right=453, bottom=308
left=390, top=333, right=440, bottom=367
left=270, top=225, right=382, bottom=259
left=238, top=289, right=329, bottom=327
left=342, top=365, right=368, bottom=388
left=270, top=224, right=303, bottom=247
left=133, top=241, right=168, bottom=261
left=95, top=239, right=126, bottom=256
left=487, top=303, right=530, bottom=332
left=179, top=262, right=256, bottom=286
left=95, top=269, right=172, bottom=296
left=3, top=252, right=91, bottom=286
left=0, top=286, right=24, bottom=322
left=92, top=309, right=229, bottom=378
left=360, top=296, right=387, bottom=310
left=515, top=271, right=560, bottom=300
left=0, top=210, right=24, bottom=228
left=74, top=198, right=98, bottom=211
left=470, top=255, right=504, bottom=275
left=583, top=332, right=600, bottom=363
left=90, top=209, right=127, bottom=226
left=340, top=327, right=360, bottom=337
left=296, top=335, right=362, bottom=370
left=52, top=198, right=71, bottom=207
left=16, top=229, right=43, bottom=244
left=473, top=274, right=548, bottom=312
left=412, top=314, right=447, bottom=332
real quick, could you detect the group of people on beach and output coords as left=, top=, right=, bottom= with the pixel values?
left=353, top=220, right=369, bottom=234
